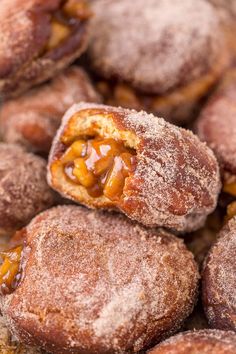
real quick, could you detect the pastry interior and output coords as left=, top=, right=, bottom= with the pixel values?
left=51, top=109, right=138, bottom=208
left=46, top=0, right=91, bottom=51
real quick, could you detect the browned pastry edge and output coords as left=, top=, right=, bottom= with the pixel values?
left=0, top=143, right=56, bottom=236
left=0, top=0, right=91, bottom=98
left=148, top=329, right=236, bottom=354
left=0, top=205, right=199, bottom=353
left=48, top=102, right=221, bottom=233
left=202, top=216, right=236, bottom=331
left=0, top=66, right=101, bottom=154
left=196, top=69, right=236, bottom=177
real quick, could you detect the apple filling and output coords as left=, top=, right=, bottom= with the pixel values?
left=61, top=137, right=136, bottom=202
left=0, top=246, right=23, bottom=295
left=46, top=0, right=91, bottom=50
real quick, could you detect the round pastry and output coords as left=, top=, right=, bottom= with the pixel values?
left=0, top=205, right=199, bottom=353
left=196, top=69, right=236, bottom=199
left=202, top=216, right=236, bottom=331
left=0, top=66, right=101, bottom=154
left=89, top=0, right=230, bottom=124
left=48, top=102, right=221, bottom=233
left=0, top=143, right=55, bottom=237
left=0, top=0, right=91, bottom=98
left=148, top=329, right=236, bottom=354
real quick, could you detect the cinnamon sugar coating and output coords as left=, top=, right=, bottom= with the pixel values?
left=0, top=0, right=91, bottom=98
left=196, top=70, right=236, bottom=176
left=0, top=144, right=55, bottom=236
left=0, top=205, right=199, bottom=353
left=148, top=329, right=236, bottom=354
left=48, top=103, right=221, bottom=232
left=89, top=0, right=229, bottom=95
left=0, top=67, right=101, bottom=154
left=202, top=216, right=236, bottom=331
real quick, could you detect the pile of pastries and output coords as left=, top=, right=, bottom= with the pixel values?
left=0, top=0, right=235, bottom=353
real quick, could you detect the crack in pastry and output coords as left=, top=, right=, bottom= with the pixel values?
left=0, top=0, right=92, bottom=98
left=48, top=102, right=221, bottom=232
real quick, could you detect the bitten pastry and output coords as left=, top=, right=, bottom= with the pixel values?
left=89, top=0, right=230, bottom=124
left=202, top=216, right=236, bottom=331
left=196, top=69, right=236, bottom=199
left=48, top=103, right=221, bottom=232
left=0, top=0, right=91, bottom=98
left=0, top=66, right=100, bottom=154
left=0, top=205, right=199, bottom=353
left=0, top=143, right=55, bottom=236
left=148, top=330, right=236, bottom=354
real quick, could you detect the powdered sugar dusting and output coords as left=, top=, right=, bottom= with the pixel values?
left=49, top=103, right=221, bottom=232
left=202, top=217, right=236, bottom=331
left=1, top=205, right=199, bottom=353
left=0, top=67, right=101, bottom=153
left=149, top=329, right=236, bottom=353
left=89, top=0, right=226, bottom=94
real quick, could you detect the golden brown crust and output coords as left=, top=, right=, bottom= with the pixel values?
left=0, top=205, right=199, bottom=353
left=0, top=143, right=56, bottom=236
left=48, top=102, right=221, bottom=232
left=202, top=216, right=236, bottom=331
left=0, top=67, right=101, bottom=154
left=0, top=0, right=91, bottom=98
left=148, top=329, right=236, bottom=354
left=196, top=69, right=236, bottom=176
left=89, top=0, right=229, bottom=95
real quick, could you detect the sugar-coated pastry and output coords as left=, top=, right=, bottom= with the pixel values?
left=148, top=330, right=236, bottom=354
left=0, top=0, right=91, bottom=98
left=196, top=69, right=236, bottom=198
left=0, top=67, right=101, bottom=154
left=0, top=315, right=42, bottom=354
left=48, top=103, right=221, bottom=232
left=0, top=143, right=55, bottom=236
left=89, top=0, right=230, bottom=124
left=0, top=205, right=199, bottom=353
left=202, top=216, right=236, bottom=331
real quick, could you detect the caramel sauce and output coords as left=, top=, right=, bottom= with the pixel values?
left=223, top=182, right=236, bottom=197
left=46, top=0, right=91, bottom=50
left=225, top=201, right=236, bottom=222
left=62, top=138, right=136, bottom=201
left=0, top=246, right=23, bottom=295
